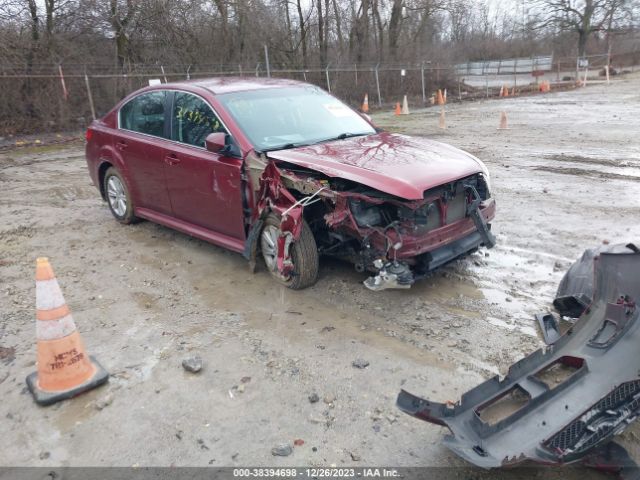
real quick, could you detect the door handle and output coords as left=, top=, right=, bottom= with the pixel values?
left=164, top=153, right=181, bottom=166
left=116, top=140, right=128, bottom=151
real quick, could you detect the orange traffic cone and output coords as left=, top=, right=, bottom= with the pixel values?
left=401, top=95, right=410, bottom=115
left=504, top=86, right=509, bottom=97
left=499, top=85, right=504, bottom=97
left=394, top=102, right=401, bottom=115
left=438, top=108, right=446, bottom=130
left=497, top=111, right=509, bottom=130
left=436, top=89, right=445, bottom=106
left=26, top=258, right=108, bottom=406
left=361, top=94, right=369, bottom=113
left=511, top=87, right=516, bottom=96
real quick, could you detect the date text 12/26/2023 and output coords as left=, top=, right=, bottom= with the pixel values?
left=233, top=468, right=400, bottom=478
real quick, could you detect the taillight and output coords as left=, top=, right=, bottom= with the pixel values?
left=85, top=129, right=93, bottom=142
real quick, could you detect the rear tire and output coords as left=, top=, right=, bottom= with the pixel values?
left=260, top=213, right=319, bottom=290
left=103, top=167, right=138, bottom=224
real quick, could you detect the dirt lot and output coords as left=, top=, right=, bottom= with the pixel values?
left=1, top=74, right=639, bottom=476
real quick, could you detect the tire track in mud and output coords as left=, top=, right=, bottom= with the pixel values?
left=533, top=165, right=640, bottom=182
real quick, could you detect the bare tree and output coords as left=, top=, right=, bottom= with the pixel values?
left=109, top=0, right=136, bottom=68
left=530, top=0, right=635, bottom=58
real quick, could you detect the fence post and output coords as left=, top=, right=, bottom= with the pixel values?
left=255, top=63, right=260, bottom=77
left=186, top=65, right=191, bottom=80
left=354, top=63, right=358, bottom=86
left=84, top=73, right=96, bottom=121
left=58, top=65, right=69, bottom=101
left=421, top=62, right=426, bottom=104
left=325, top=64, right=331, bottom=92
left=264, top=45, right=271, bottom=78
left=374, top=64, right=382, bottom=106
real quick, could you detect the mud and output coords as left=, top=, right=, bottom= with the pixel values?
left=1, top=74, right=639, bottom=475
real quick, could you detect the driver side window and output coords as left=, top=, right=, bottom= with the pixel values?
left=172, top=92, right=226, bottom=148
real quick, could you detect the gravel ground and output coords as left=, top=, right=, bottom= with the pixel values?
left=1, top=73, right=639, bottom=477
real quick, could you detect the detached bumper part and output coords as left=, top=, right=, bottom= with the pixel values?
left=535, top=312, right=561, bottom=345
left=397, top=247, right=640, bottom=468
left=364, top=260, right=414, bottom=291
left=464, top=184, right=496, bottom=249
left=554, top=243, right=639, bottom=318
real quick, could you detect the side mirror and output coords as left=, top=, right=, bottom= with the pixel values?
left=205, top=132, right=226, bottom=153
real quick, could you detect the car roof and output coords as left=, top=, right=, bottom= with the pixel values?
left=165, top=76, right=308, bottom=95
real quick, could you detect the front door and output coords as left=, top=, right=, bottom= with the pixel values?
left=163, top=91, right=246, bottom=240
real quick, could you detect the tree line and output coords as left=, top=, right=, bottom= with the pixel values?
left=0, top=0, right=637, bottom=135
left=1, top=0, right=637, bottom=74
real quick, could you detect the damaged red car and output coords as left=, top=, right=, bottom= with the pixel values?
left=85, top=78, right=496, bottom=290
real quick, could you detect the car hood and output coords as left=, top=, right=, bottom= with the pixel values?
left=265, top=131, right=486, bottom=200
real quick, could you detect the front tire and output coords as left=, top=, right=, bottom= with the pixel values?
left=104, top=167, right=138, bottom=224
left=260, top=214, right=319, bottom=290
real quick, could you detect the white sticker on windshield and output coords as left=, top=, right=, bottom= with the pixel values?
left=323, top=102, right=353, bottom=118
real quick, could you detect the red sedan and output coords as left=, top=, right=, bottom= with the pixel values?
left=85, top=77, right=495, bottom=290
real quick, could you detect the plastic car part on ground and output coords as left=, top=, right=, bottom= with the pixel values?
left=554, top=243, right=639, bottom=318
left=535, top=312, right=561, bottom=345
left=397, top=244, right=640, bottom=468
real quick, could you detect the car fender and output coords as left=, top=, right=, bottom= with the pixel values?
left=97, top=144, right=140, bottom=203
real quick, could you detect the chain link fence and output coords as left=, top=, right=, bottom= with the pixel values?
left=2, top=50, right=639, bottom=136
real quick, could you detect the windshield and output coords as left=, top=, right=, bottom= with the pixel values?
left=217, top=86, right=376, bottom=151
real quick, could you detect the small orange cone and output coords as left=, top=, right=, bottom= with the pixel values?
left=504, top=86, right=509, bottom=97
left=511, top=87, right=516, bottom=96
left=497, top=111, right=509, bottom=130
left=394, top=102, right=401, bottom=115
left=401, top=95, right=410, bottom=115
left=26, top=258, right=108, bottom=406
left=361, top=94, right=369, bottom=113
left=436, top=89, right=445, bottom=106
left=499, top=85, right=504, bottom=97
left=438, top=108, right=446, bottom=130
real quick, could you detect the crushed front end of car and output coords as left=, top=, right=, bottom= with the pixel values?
left=396, top=246, right=640, bottom=468
left=326, top=172, right=496, bottom=291
left=244, top=151, right=495, bottom=290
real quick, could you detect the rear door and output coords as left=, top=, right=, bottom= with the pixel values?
left=116, top=90, right=172, bottom=215
left=163, top=91, right=245, bottom=240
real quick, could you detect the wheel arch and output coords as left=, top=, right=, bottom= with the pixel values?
left=97, top=160, right=114, bottom=200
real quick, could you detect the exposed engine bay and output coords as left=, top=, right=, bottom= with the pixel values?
left=243, top=152, right=496, bottom=289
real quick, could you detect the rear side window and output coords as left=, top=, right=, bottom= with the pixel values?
left=172, top=92, right=226, bottom=148
left=119, top=91, right=167, bottom=138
